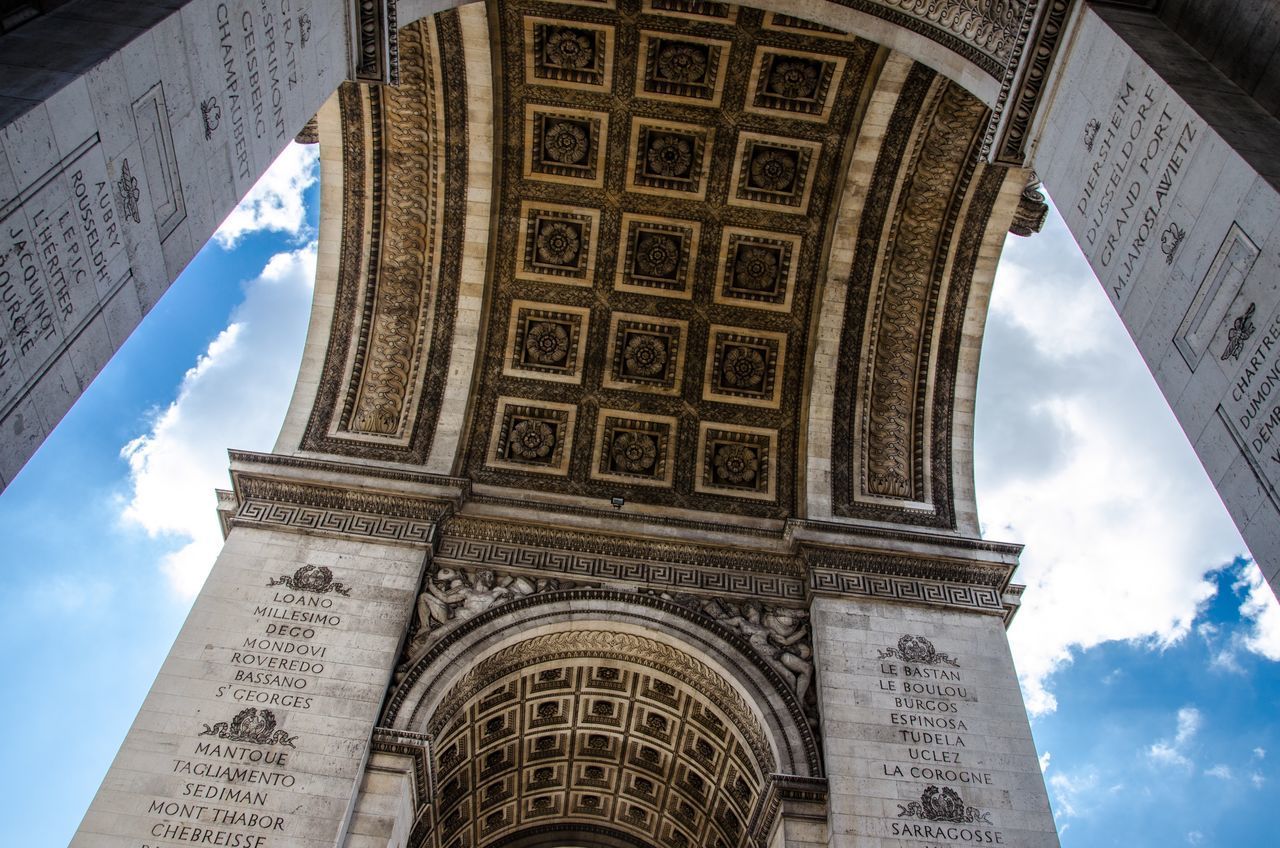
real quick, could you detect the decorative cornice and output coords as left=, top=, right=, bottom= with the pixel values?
left=984, top=0, right=1074, bottom=165
left=803, top=545, right=1012, bottom=587
left=810, top=568, right=1005, bottom=615
left=440, top=514, right=802, bottom=577
left=369, top=728, right=433, bottom=847
left=750, top=775, right=830, bottom=847
left=349, top=0, right=399, bottom=84
left=830, top=0, right=1027, bottom=78
left=228, top=474, right=453, bottom=545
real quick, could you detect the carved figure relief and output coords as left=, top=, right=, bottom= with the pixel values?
left=403, top=567, right=579, bottom=664
left=652, top=593, right=814, bottom=707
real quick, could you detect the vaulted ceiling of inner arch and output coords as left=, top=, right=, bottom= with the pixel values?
left=298, top=0, right=1016, bottom=530
left=462, top=0, right=882, bottom=519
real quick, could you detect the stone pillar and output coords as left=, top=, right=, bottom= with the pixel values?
left=811, top=597, right=1058, bottom=848
left=1030, top=3, right=1280, bottom=589
left=71, top=522, right=430, bottom=847
left=0, top=0, right=351, bottom=488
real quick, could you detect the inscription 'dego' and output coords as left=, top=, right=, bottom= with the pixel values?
left=874, top=635, right=1005, bottom=844
left=141, top=564, right=353, bottom=848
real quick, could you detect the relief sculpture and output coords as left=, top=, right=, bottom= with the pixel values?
left=402, top=567, right=578, bottom=665
left=650, top=592, right=815, bottom=709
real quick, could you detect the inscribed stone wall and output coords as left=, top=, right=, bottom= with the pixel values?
left=71, top=525, right=428, bottom=847
left=0, top=0, right=348, bottom=487
left=811, top=596, right=1058, bottom=848
left=1032, top=5, right=1280, bottom=587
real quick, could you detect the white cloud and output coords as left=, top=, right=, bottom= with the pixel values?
left=1186, top=832, right=1203, bottom=845
left=1237, top=563, right=1280, bottom=660
left=212, top=143, right=319, bottom=249
left=1204, top=764, right=1232, bottom=780
left=24, top=574, right=114, bottom=614
left=120, top=244, right=316, bottom=596
left=1146, top=706, right=1200, bottom=769
left=1048, top=769, right=1097, bottom=819
left=977, top=200, right=1246, bottom=714
left=1250, top=772, right=1265, bottom=788
left=1148, top=743, right=1190, bottom=769
left=1039, top=751, right=1051, bottom=773
left=1253, top=747, right=1266, bottom=760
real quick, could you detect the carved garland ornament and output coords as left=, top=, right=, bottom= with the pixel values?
left=301, top=13, right=467, bottom=463
left=863, top=80, right=986, bottom=500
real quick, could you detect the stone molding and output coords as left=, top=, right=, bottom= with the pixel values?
left=227, top=474, right=455, bottom=546
left=222, top=456, right=1017, bottom=619
left=350, top=0, right=400, bottom=84
left=385, top=589, right=822, bottom=777
left=983, top=0, right=1074, bottom=165
left=368, top=728, right=434, bottom=847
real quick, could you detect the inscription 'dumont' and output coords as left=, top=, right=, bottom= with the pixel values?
left=142, top=565, right=350, bottom=848
left=875, top=635, right=1005, bottom=845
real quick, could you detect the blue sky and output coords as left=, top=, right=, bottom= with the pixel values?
left=1, top=145, right=1278, bottom=846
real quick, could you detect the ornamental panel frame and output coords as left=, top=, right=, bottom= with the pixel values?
left=503, top=300, right=594, bottom=384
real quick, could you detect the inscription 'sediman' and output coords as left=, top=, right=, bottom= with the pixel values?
left=199, top=708, right=298, bottom=747
left=897, top=784, right=992, bottom=824
left=878, top=634, right=959, bottom=667
left=266, top=565, right=352, bottom=596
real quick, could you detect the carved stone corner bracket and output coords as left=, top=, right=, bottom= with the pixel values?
left=1009, top=172, right=1049, bottom=236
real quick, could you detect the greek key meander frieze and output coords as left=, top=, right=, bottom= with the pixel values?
left=300, top=13, right=468, bottom=463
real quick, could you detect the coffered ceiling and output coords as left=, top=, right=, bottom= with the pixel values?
left=293, top=0, right=1025, bottom=532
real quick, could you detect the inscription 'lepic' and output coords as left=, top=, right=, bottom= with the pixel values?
left=142, top=565, right=353, bottom=848
left=875, top=635, right=1005, bottom=845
